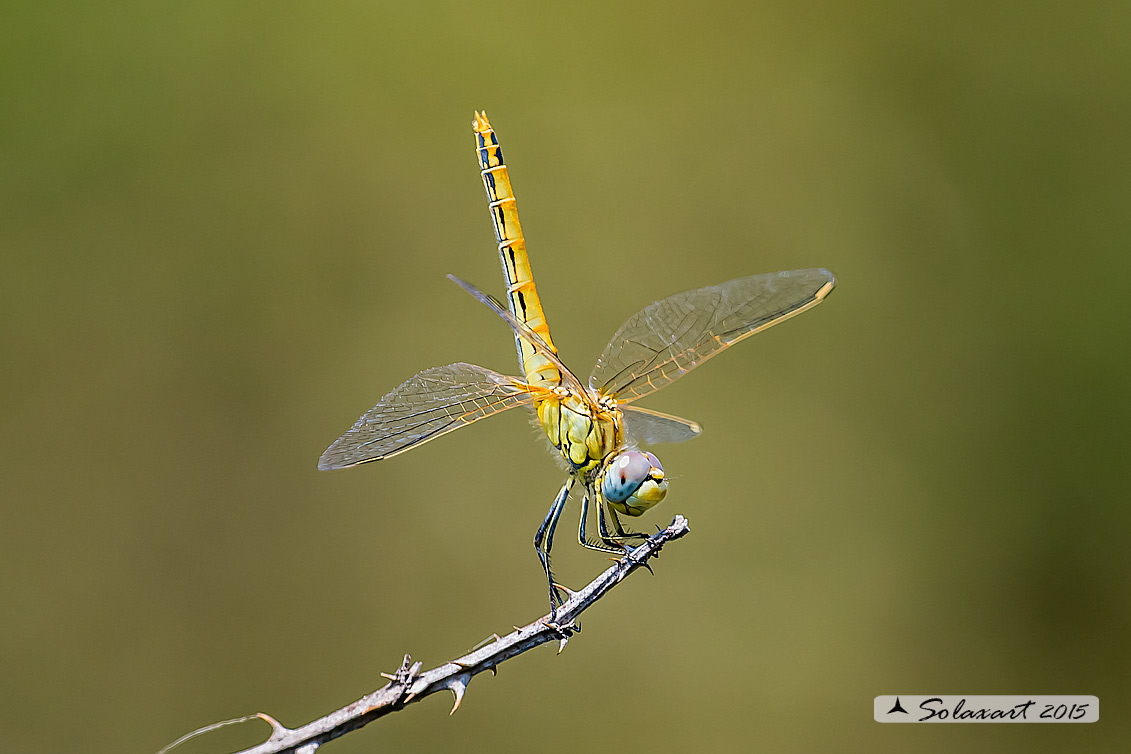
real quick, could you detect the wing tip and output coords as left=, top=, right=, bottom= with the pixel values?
left=317, top=454, right=376, bottom=471
left=319, top=437, right=391, bottom=470
left=813, top=268, right=837, bottom=299
left=317, top=442, right=362, bottom=471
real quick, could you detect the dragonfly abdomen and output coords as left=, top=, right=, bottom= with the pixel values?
left=473, top=111, right=561, bottom=389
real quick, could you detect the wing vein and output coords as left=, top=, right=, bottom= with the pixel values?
left=318, top=363, right=534, bottom=469
left=589, top=269, right=836, bottom=402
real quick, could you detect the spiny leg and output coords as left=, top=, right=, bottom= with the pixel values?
left=542, top=481, right=574, bottom=610
left=598, top=503, right=650, bottom=549
left=534, top=478, right=573, bottom=612
left=577, top=489, right=624, bottom=556
left=598, top=504, right=653, bottom=574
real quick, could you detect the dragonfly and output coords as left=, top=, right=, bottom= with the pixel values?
left=319, top=112, right=836, bottom=613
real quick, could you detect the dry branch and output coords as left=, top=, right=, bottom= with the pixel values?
left=171, top=515, right=690, bottom=754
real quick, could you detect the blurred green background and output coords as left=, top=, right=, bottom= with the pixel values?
left=3, top=1, right=1128, bottom=752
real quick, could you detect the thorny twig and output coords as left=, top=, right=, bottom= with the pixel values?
left=167, top=515, right=690, bottom=754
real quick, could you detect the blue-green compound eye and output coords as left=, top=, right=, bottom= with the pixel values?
left=602, top=451, right=664, bottom=503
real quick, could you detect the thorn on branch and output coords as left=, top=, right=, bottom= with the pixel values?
left=446, top=672, right=472, bottom=714
left=540, top=617, right=579, bottom=654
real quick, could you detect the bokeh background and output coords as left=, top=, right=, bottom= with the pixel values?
left=3, top=2, right=1128, bottom=752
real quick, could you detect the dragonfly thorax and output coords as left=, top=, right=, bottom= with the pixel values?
left=536, top=391, right=622, bottom=474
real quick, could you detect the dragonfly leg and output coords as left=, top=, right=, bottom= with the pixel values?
left=577, top=490, right=623, bottom=556
left=534, top=479, right=573, bottom=612
left=603, top=504, right=650, bottom=544
left=594, top=502, right=647, bottom=556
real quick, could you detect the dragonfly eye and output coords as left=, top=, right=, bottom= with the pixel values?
left=601, top=451, right=667, bottom=514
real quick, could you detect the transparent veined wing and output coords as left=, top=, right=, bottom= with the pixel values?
left=446, top=274, right=599, bottom=413
left=622, top=405, right=702, bottom=445
left=590, top=269, right=835, bottom=403
left=318, top=362, right=536, bottom=469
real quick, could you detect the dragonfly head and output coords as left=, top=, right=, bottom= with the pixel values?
left=601, top=450, right=667, bottom=517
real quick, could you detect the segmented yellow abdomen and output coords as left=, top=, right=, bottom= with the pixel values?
left=472, top=111, right=561, bottom=389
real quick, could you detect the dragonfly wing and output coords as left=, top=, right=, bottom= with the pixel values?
left=446, top=274, right=599, bottom=412
left=590, top=269, right=835, bottom=403
left=318, top=362, right=535, bottom=469
left=622, top=405, right=702, bottom=445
